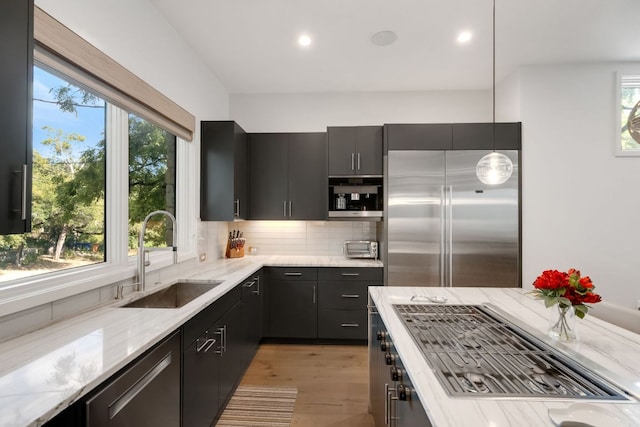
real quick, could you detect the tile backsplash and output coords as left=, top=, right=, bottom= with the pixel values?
left=203, top=220, right=378, bottom=257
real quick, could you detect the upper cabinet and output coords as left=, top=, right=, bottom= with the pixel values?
left=0, top=0, right=33, bottom=234
left=248, top=132, right=327, bottom=220
left=328, top=126, right=382, bottom=176
left=200, top=121, right=248, bottom=221
left=385, top=123, right=522, bottom=151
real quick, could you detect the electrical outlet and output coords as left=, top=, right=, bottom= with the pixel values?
left=199, top=252, right=207, bottom=262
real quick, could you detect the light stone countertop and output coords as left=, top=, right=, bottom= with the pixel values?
left=0, top=255, right=382, bottom=427
left=369, top=286, right=640, bottom=427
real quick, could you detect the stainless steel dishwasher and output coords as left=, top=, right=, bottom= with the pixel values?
left=85, top=330, right=181, bottom=426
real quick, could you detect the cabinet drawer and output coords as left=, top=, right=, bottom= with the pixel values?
left=318, top=310, right=367, bottom=340
left=318, top=281, right=369, bottom=309
left=269, top=267, right=317, bottom=281
left=183, top=285, right=241, bottom=346
left=318, top=267, right=382, bottom=282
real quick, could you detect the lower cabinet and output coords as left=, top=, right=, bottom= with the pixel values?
left=241, top=270, right=264, bottom=363
left=85, top=331, right=181, bottom=427
left=370, top=302, right=431, bottom=427
left=317, top=267, right=382, bottom=340
left=266, top=267, right=382, bottom=340
left=267, top=267, right=318, bottom=338
left=182, top=283, right=251, bottom=427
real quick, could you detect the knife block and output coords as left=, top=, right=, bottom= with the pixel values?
left=225, top=242, right=244, bottom=258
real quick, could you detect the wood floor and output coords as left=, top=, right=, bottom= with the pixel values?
left=239, top=343, right=375, bottom=426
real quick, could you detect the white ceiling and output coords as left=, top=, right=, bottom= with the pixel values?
left=149, top=0, right=640, bottom=94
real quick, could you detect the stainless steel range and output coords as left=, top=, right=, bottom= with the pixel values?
left=393, top=304, right=632, bottom=400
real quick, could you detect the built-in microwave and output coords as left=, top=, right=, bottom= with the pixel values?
left=328, top=177, right=383, bottom=219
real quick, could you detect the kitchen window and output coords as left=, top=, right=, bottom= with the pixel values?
left=617, top=74, right=640, bottom=156
left=0, top=7, right=196, bottom=316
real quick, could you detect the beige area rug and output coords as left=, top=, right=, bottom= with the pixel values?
left=216, top=385, right=298, bottom=427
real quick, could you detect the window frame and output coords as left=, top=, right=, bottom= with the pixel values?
left=616, top=73, right=640, bottom=157
left=0, top=19, right=197, bottom=318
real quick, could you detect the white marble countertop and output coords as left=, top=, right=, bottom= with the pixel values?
left=369, top=286, right=640, bottom=427
left=0, top=256, right=381, bottom=427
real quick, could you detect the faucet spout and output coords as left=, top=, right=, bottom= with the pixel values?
left=138, top=210, right=178, bottom=293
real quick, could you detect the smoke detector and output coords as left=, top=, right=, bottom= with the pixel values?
left=371, top=30, right=397, bottom=47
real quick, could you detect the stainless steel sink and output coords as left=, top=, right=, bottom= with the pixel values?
left=121, top=280, right=223, bottom=308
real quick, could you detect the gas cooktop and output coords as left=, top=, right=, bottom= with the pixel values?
left=393, top=304, right=632, bottom=400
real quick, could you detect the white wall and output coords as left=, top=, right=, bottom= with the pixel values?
left=230, top=90, right=491, bottom=132
left=519, top=62, right=640, bottom=309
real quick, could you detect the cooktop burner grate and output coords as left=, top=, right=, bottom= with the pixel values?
left=393, top=304, right=631, bottom=400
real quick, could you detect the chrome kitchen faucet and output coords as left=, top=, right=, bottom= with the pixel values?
left=137, top=210, right=178, bottom=293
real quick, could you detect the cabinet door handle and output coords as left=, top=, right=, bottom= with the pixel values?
left=288, top=201, right=292, bottom=217
left=283, top=201, right=287, bottom=217
left=340, top=323, right=359, bottom=328
left=384, top=383, right=390, bottom=425
left=215, top=328, right=224, bottom=355
left=341, top=294, right=360, bottom=298
left=312, top=284, right=316, bottom=304
left=109, top=352, right=172, bottom=420
left=341, top=273, right=360, bottom=277
left=13, top=165, right=28, bottom=220
left=243, top=280, right=256, bottom=288
left=357, top=152, right=361, bottom=171
left=196, top=335, right=216, bottom=353
left=284, top=272, right=302, bottom=276
left=351, top=153, right=355, bottom=171
left=253, top=276, right=260, bottom=295
left=234, top=199, right=240, bottom=217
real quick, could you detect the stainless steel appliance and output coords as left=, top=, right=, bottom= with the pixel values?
left=328, top=177, right=383, bottom=219
left=344, top=240, right=378, bottom=259
left=392, top=304, right=632, bottom=400
left=385, top=150, right=520, bottom=287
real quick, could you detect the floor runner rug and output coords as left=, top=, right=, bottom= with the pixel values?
left=215, top=385, right=298, bottom=426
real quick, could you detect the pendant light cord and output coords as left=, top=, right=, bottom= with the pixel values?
left=492, top=0, right=496, bottom=152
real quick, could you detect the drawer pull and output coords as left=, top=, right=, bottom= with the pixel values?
left=341, top=273, right=360, bottom=277
left=341, top=323, right=360, bottom=328
left=196, top=335, right=216, bottom=353
left=243, top=280, right=256, bottom=288
left=341, top=294, right=360, bottom=298
left=109, top=352, right=172, bottom=419
left=284, top=272, right=303, bottom=276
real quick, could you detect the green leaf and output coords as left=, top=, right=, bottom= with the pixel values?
left=558, top=297, right=572, bottom=307
left=544, top=297, right=558, bottom=308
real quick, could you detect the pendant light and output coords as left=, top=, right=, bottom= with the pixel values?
left=476, top=0, right=513, bottom=185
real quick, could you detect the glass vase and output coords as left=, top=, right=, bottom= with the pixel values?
left=548, top=305, right=577, bottom=341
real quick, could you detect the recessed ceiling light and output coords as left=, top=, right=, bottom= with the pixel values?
left=371, top=30, right=397, bottom=47
left=298, top=34, right=312, bottom=47
left=457, top=31, right=472, bottom=44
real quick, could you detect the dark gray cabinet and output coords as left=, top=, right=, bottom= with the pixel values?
left=182, top=286, right=242, bottom=427
left=328, top=126, right=382, bottom=176
left=385, top=122, right=521, bottom=151
left=200, top=121, right=248, bottom=220
left=241, top=270, right=263, bottom=363
left=0, top=0, right=33, bottom=234
left=85, top=331, right=181, bottom=427
left=317, top=267, right=382, bottom=340
left=248, top=132, right=327, bottom=220
left=266, top=267, right=318, bottom=338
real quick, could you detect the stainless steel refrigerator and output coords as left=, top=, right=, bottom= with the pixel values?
left=384, top=150, right=520, bottom=287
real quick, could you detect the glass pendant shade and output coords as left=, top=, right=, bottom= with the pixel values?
left=475, top=152, right=513, bottom=185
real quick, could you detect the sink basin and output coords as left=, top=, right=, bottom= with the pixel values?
left=122, top=280, right=223, bottom=308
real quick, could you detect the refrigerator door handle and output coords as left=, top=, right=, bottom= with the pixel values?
left=440, top=185, right=446, bottom=288
left=448, top=185, right=453, bottom=288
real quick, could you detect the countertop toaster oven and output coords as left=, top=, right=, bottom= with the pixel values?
left=344, top=240, right=378, bottom=259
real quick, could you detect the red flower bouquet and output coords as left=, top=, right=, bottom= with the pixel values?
left=530, top=268, right=602, bottom=341
left=531, top=268, right=602, bottom=318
